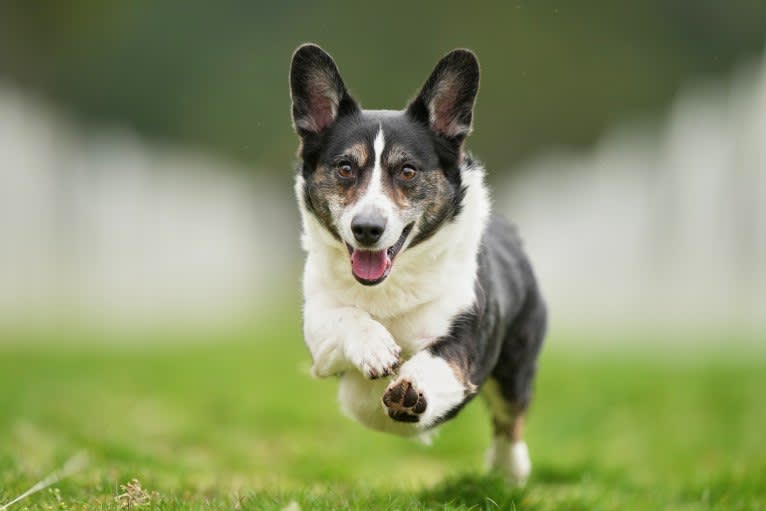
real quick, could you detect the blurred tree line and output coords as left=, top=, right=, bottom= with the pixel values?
left=1, top=0, right=764, bottom=176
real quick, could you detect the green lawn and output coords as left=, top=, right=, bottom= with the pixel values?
left=1, top=315, right=764, bottom=510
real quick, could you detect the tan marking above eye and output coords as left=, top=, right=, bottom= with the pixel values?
left=385, top=144, right=414, bottom=169
left=345, top=143, right=369, bottom=167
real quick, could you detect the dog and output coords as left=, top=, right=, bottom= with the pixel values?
left=290, top=44, right=547, bottom=485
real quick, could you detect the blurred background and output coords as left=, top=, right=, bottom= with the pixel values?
left=1, top=1, right=764, bottom=337
left=1, top=2, right=765, bottom=508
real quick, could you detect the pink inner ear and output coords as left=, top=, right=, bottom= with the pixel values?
left=430, top=74, right=466, bottom=137
left=305, top=81, right=338, bottom=133
left=308, top=92, right=334, bottom=131
left=432, top=90, right=458, bottom=136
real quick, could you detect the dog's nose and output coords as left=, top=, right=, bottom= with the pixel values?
left=351, top=212, right=386, bottom=246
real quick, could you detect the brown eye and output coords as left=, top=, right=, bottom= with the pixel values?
left=337, top=162, right=354, bottom=179
left=399, top=165, right=417, bottom=181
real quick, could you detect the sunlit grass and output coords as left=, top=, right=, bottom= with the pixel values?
left=1, top=314, right=764, bottom=510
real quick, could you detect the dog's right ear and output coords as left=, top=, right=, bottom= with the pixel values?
left=290, top=44, right=359, bottom=137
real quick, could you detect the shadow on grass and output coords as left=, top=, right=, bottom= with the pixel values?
left=415, top=462, right=610, bottom=510
left=418, top=474, right=528, bottom=510
left=532, top=462, right=596, bottom=484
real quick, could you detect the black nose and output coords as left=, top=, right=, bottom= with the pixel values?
left=351, top=213, right=387, bottom=246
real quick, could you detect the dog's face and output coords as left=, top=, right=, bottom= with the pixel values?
left=290, top=44, right=479, bottom=286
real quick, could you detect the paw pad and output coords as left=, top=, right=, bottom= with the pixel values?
left=382, top=379, right=427, bottom=422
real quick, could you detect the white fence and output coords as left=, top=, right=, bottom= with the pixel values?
left=502, top=57, right=766, bottom=332
left=0, top=86, right=294, bottom=328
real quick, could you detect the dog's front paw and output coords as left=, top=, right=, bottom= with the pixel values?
left=382, top=378, right=427, bottom=422
left=344, top=326, right=402, bottom=379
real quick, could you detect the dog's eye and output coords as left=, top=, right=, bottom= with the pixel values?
left=399, top=165, right=417, bottom=181
left=337, top=162, right=354, bottom=179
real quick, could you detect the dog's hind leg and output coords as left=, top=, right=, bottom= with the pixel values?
left=483, top=379, right=532, bottom=485
left=484, top=293, right=546, bottom=486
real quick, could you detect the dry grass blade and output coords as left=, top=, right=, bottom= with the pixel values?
left=0, top=452, right=88, bottom=511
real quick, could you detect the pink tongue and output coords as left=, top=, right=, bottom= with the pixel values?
left=351, top=249, right=390, bottom=281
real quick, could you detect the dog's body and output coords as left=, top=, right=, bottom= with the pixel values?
left=290, top=45, right=546, bottom=484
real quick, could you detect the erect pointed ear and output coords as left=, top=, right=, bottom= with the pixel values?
left=290, top=43, right=360, bottom=137
left=406, top=49, right=480, bottom=141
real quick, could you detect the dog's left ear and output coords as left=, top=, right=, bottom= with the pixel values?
left=406, top=49, right=480, bottom=142
left=290, top=43, right=359, bottom=137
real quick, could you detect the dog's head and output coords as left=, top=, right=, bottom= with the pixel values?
left=290, top=44, right=479, bottom=286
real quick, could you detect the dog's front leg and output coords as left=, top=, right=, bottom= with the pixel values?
left=303, top=296, right=402, bottom=379
left=382, top=340, right=477, bottom=429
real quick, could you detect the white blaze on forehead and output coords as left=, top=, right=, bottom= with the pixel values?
left=373, top=125, right=385, bottom=172
left=359, top=125, right=386, bottom=206
left=352, top=125, right=390, bottom=216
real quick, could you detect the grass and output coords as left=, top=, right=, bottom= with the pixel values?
left=0, top=313, right=764, bottom=510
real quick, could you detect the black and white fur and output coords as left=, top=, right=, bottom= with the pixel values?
left=290, top=44, right=546, bottom=485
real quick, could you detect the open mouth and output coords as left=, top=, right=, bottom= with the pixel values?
left=346, top=223, right=414, bottom=286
